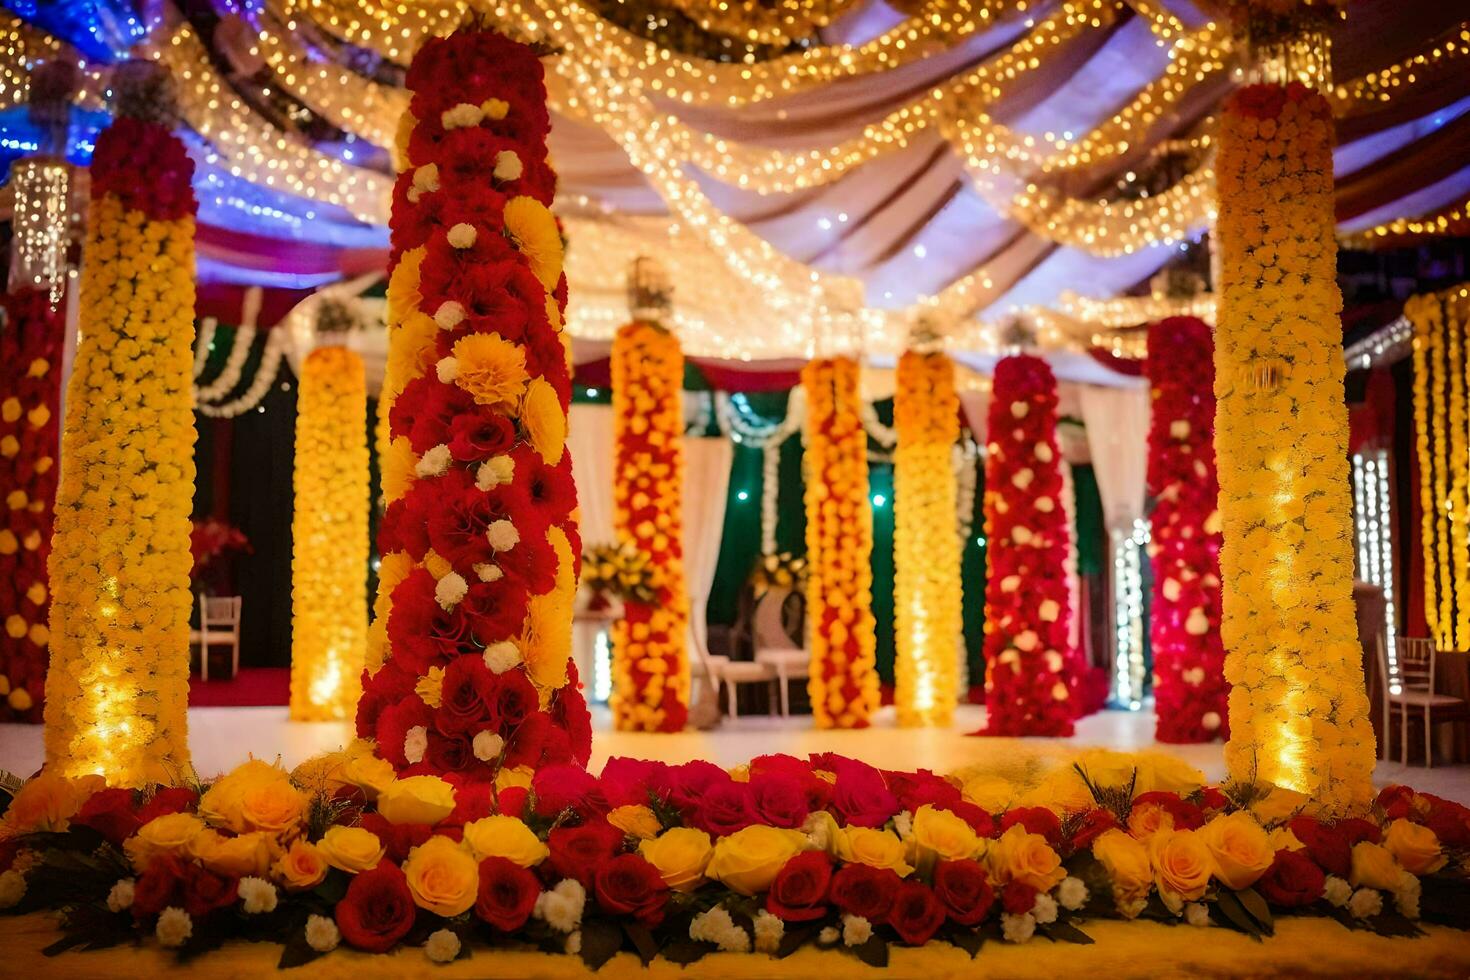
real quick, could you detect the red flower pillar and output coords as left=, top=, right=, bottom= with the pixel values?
left=976, top=354, right=1076, bottom=736
left=357, top=28, right=591, bottom=779
left=1146, top=317, right=1229, bottom=742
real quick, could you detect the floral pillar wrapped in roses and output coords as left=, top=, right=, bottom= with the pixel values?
left=976, top=355, right=1076, bottom=737
left=357, top=27, right=591, bottom=780
left=1146, top=317, right=1229, bottom=743
left=43, top=63, right=198, bottom=784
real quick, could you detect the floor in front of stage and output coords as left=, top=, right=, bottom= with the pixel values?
left=4, top=704, right=1468, bottom=803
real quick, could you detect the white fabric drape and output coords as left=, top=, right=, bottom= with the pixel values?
left=681, top=436, right=733, bottom=665
left=567, top=403, right=617, bottom=549
left=1077, top=383, right=1150, bottom=530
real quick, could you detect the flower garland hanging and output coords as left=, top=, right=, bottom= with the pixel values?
left=0, top=289, right=62, bottom=723
left=893, top=350, right=961, bottom=727
left=357, top=26, right=591, bottom=781
left=42, top=73, right=198, bottom=785
left=609, top=320, right=689, bottom=732
left=802, top=357, right=879, bottom=729
left=1406, top=287, right=1470, bottom=651
left=289, top=345, right=369, bottom=721
left=1215, top=82, right=1374, bottom=814
left=976, top=354, right=1075, bottom=737
left=1146, top=316, right=1229, bottom=744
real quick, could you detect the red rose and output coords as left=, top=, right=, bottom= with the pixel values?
left=448, top=413, right=516, bottom=461
left=550, top=667, right=593, bottom=769
left=1000, top=806, right=1062, bottom=843
left=1198, top=787, right=1230, bottom=813
left=476, top=856, right=541, bottom=931
left=1001, top=881, right=1038, bottom=917
left=494, top=670, right=539, bottom=729
left=523, top=454, right=577, bottom=528
left=943, top=801, right=996, bottom=838
left=1376, top=786, right=1414, bottom=820
left=336, top=861, right=417, bottom=953
left=547, top=821, right=624, bottom=886
left=667, top=760, right=731, bottom=816
left=132, top=854, right=186, bottom=918
left=1334, top=818, right=1382, bottom=846
left=1423, top=797, right=1470, bottom=848
left=886, top=770, right=962, bottom=812
left=436, top=656, right=500, bottom=735
left=1069, top=808, right=1118, bottom=850
left=592, top=854, right=669, bottom=926
left=359, top=813, right=433, bottom=864
left=1131, top=792, right=1204, bottom=831
left=829, top=761, right=899, bottom=829
left=748, top=773, right=810, bottom=830
left=1255, top=849, right=1325, bottom=908
left=766, top=852, right=831, bottom=922
left=888, top=880, right=947, bottom=945
left=600, top=757, right=669, bottom=808
left=73, top=788, right=141, bottom=845
left=931, top=859, right=994, bottom=926
left=426, top=730, right=476, bottom=774
left=533, top=764, right=608, bottom=820
left=374, top=695, right=433, bottom=769
left=1288, top=817, right=1351, bottom=876
left=693, top=781, right=758, bottom=838
left=497, top=786, right=529, bottom=817
left=183, top=863, right=239, bottom=918
left=828, top=864, right=901, bottom=922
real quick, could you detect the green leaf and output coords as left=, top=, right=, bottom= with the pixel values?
left=1369, top=911, right=1425, bottom=938
left=622, top=921, right=659, bottom=965
left=661, top=939, right=715, bottom=965
left=1235, top=888, right=1274, bottom=935
left=776, top=924, right=817, bottom=959
left=1039, top=920, right=1094, bottom=945
left=277, top=936, right=327, bottom=970
left=946, top=926, right=984, bottom=958
left=579, top=919, right=623, bottom=971
left=851, top=934, right=888, bottom=969
left=1212, top=891, right=1265, bottom=940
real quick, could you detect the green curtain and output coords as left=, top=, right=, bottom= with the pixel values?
left=960, top=455, right=987, bottom=693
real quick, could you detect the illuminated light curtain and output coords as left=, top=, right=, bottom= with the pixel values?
left=1145, top=316, right=1229, bottom=743
left=803, top=357, right=879, bottom=729
left=356, top=27, right=591, bottom=779
left=1406, top=287, right=1470, bottom=650
left=1215, top=81, right=1374, bottom=814
left=609, top=320, right=689, bottom=732
left=42, top=75, right=198, bottom=785
left=290, top=345, right=369, bottom=720
left=975, top=354, right=1076, bottom=737
left=893, top=350, right=961, bottom=727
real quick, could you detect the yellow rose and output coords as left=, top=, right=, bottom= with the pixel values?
left=608, top=805, right=661, bottom=840
left=1092, top=829, right=1153, bottom=901
left=1383, top=819, right=1446, bottom=875
left=461, top=815, right=548, bottom=867
left=403, top=835, right=479, bottom=917
left=274, top=839, right=329, bottom=890
left=1200, top=812, right=1273, bottom=890
left=639, top=828, right=713, bottom=892
left=706, top=826, right=806, bottom=896
left=1126, top=799, right=1176, bottom=840
left=1137, top=754, right=1205, bottom=797
left=988, top=824, right=1065, bottom=892
left=1249, top=785, right=1309, bottom=826
left=124, top=812, right=208, bottom=870
left=317, top=825, right=387, bottom=873
left=910, top=805, right=982, bottom=866
left=1149, top=829, right=1214, bottom=902
left=1268, top=826, right=1305, bottom=852
left=341, top=754, right=397, bottom=801
left=195, top=830, right=280, bottom=878
left=960, top=774, right=1014, bottom=813
left=1071, top=749, right=1139, bottom=793
left=1349, top=841, right=1403, bottom=891
left=1018, top=766, right=1095, bottom=814
left=240, top=779, right=308, bottom=837
left=0, top=773, right=102, bottom=834
left=377, top=776, right=457, bottom=826
left=199, top=759, right=292, bottom=832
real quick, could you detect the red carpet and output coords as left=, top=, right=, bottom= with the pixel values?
left=188, top=667, right=290, bottom=707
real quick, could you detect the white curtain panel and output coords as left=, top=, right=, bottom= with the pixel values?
left=682, top=435, right=733, bottom=664
left=567, top=403, right=617, bottom=549
left=1077, top=383, right=1151, bottom=530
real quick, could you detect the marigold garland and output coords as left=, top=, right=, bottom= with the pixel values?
left=290, top=346, right=369, bottom=721
left=893, top=350, right=961, bottom=727
left=977, top=354, right=1076, bottom=737
left=357, top=27, right=591, bottom=780
left=802, top=357, right=879, bottom=729
left=1215, top=82, right=1374, bottom=815
left=1406, top=287, right=1470, bottom=651
left=42, top=115, right=198, bottom=785
left=1145, top=317, right=1229, bottom=744
left=0, top=289, right=61, bottom=723
left=609, top=321, right=689, bottom=732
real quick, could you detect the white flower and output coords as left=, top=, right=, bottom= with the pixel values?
left=1201, top=711, right=1222, bottom=732
left=1185, top=607, right=1209, bottom=636
left=1117, top=895, right=1147, bottom=920
left=447, top=223, right=478, bottom=249
left=1035, top=441, right=1054, bottom=463
left=1323, top=876, right=1352, bottom=908
left=156, top=907, right=193, bottom=948
left=1010, top=400, right=1029, bottom=419
left=425, top=929, right=461, bottom=963
left=1012, top=468, right=1034, bottom=491
left=565, top=930, right=582, bottom=955
left=690, top=906, right=750, bottom=953
left=416, top=444, right=452, bottom=479
left=238, top=877, right=278, bottom=914
left=0, top=870, right=25, bottom=909
left=473, top=731, right=505, bottom=762
left=435, top=356, right=460, bottom=383
left=841, top=914, right=871, bottom=947
left=1000, top=575, right=1021, bottom=593
left=1014, top=630, right=1038, bottom=652
left=1184, top=902, right=1211, bottom=927
left=1044, top=650, right=1064, bottom=673
left=1038, top=599, right=1060, bottom=622
left=1170, top=419, right=1191, bottom=440
left=107, top=878, right=136, bottom=913
left=476, top=455, right=515, bottom=490
left=1001, top=912, right=1036, bottom=943
left=434, top=302, right=466, bottom=331
left=434, top=571, right=468, bottom=610
left=753, top=910, right=784, bottom=954
left=404, top=725, right=428, bottom=764
left=1012, top=525, right=1034, bottom=546
left=800, top=811, right=833, bottom=852
left=1349, top=888, right=1383, bottom=920
left=484, top=641, right=522, bottom=674
left=1162, top=578, right=1182, bottom=602
left=1051, top=682, right=1070, bottom=701
left=494, top=150, right=523, bottom=182
left=1182, top=666, right=1205, bottom=686
left=534, top=879, right=586, bottom=933
left=473, top=563, right=503, bottom=583
left=1036, top=496, right=1055, bottom=513
left=440, top=103, right=483, bottom=129
left=892, top=810, right=914, bottom=842
left=1056, top=876, right=1088, bottom=911
left=486, top=519, right=519, bottom=551
left=1394, top=872, right=1421, bottom=920
left=1032, top=893, right=1058, bottom=925
left=818, top=926, right=839, bottom=945
left=306, top=914, right=341, bottom=952
left=412, top=163, right=440, bottom=194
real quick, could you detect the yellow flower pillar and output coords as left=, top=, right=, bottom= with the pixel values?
left=42, top=111, right=198, bottom=785
left=803, top=357, right=879, bottom=728
left=290, top=345, right=369, bottom=720
left=893, top=350, right=961, bottom=726
left=1215, top=82, right=1374, bottom=814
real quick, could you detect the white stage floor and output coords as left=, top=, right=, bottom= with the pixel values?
left=3, top=704, right=1467, bottom=804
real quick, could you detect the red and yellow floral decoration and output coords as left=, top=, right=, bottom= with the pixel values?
left=802, top=356, right=880, bottom=729
left=0, top=289, right=61, bottom=722
left=977, top=354, right=1076, bottom=737
left=609, top=321, right=689, bottom=732
left=1146, top=317, right=1229, bottom=744
left=357, top=27, right=592, bottom=783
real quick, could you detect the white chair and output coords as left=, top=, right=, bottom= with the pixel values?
left=752, top=586, right=809, bottom=717
left=190, top=595, right=242, bottom=681
left=1381, top=637, right=1468, bottom=767
left=718, top=658, right=778, bottom=720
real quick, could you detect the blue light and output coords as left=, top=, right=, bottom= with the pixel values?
left=872, top=493, right=887, bottom=508
left=736, top=490, right=749, bottom=502
left=586, top=388, right=599, bottom=397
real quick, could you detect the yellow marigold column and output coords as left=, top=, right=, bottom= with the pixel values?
left=43, top=70, right=197, bottom=785
left=290, top=343, right=369, bottom=720
left=893, top=349, right=961, bottom=726
left=803, top=356, right=879, bottom=728
left=1215, top=81, right=1374, bottom=814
